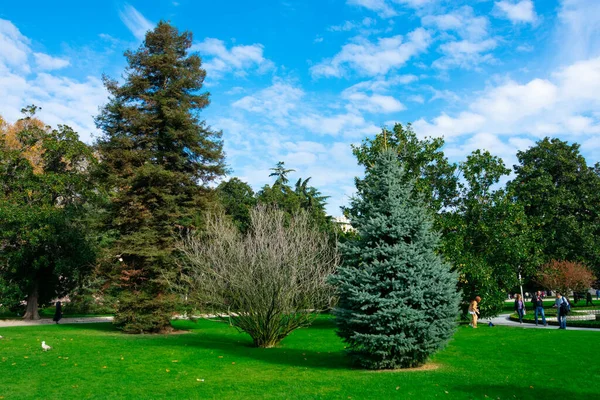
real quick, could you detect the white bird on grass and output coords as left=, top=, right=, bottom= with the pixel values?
left=41, top=341, right=52, bottom=351
left=0, top=335, right=3, bottom=339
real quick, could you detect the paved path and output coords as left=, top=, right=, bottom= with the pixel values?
left=488, top=314, right=600, bottom=331
left=2, top=314, right=599, bottom=332
left=0, top=316, right=113, bottom=328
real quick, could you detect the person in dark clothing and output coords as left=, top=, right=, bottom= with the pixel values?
left=554, top=293, right=569, bottom=329
left=586, top=292, right=594, bottom=306
left=53, top=301, right=62, bottom=324
left=531, top=291, right=547, bottom=326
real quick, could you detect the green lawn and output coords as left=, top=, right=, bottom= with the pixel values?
left=1, top=316, right=599, bottom=399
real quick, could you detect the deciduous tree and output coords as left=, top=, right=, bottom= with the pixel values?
left=178, top=206, right=338, bottom=348
left=537, top=260, right=596, bottom=295
left=510, top=138, right=600, bottom=276
left=0, top=108, right=97, bottom=319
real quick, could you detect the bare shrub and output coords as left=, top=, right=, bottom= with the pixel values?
left=537, top=260, right=596, bottom=294
left=178, top=206, right=338, bottom=348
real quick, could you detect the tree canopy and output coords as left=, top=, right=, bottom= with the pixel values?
left=331, top=149, right=459, bottom=369
left=0, top=108, right=97, bottom=319
left=94, top=21, right=226, bottom=333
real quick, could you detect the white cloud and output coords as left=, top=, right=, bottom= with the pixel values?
left=119, top=4, right=154, bottom=41
left=494, top=0, right=538, bottom=25
left=517, top=44, right=534, bottom=52
left=346, top=0, right=436, bottom=17
left=408, top=95, right=425, bottom=103
left=343, top=92, right=405, bottom=113
left=296, top=112, right=379, bottom=138
left=557, top=0, right=600, bottom=62
left=394, top=0, right=436, bottom=7
left=422, top=6, right=498, bottom=70
left=414, top=57, right=600, bottom=147
left=0, top=18, right=31, bottom=72
left=192, top=38, right=273, bottom=80
left=433, top=38, right=497, bottom=70
left=429, top=88, right=461, bottom=103
left=33, top=53, right=70, bottom=70
left=230, top=79, right=381, bottom=138
left=422, top=6, right=489, bottom=41
left=215, top=109, right=366, bottom=214
left=471, top=78, right=557, bottom=122
left=346, top=0, right=398, bottom=18
left=311, top=28, right=431, bottom=78
left=328, top=17, right=376, bottom=32
left=349, top=74, right=418, bottom=91
left=340, top=75, right=416, bottom=113
left=0, top=19, right=107, bottom=143
left=232, top=79, right=304, bottom=126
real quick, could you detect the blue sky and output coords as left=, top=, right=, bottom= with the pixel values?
left=1, top=0, right=600, bottom=214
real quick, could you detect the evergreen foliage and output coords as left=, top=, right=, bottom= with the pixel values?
left=94, top=22, right=226, bottom=333
left=330, top=150, right=459, bottom=369
left=216, top=178, right=256, bottom=233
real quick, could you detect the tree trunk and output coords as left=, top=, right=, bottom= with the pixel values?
left=23, top=282, right=40, bottom=320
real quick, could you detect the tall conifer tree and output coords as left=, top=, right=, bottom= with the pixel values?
left=95, top=22, right=226, bottom=333
left=330, top=150, right=459, bottom=369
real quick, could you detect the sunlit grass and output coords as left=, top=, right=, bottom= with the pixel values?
left=0, top=315, right=598, bottom=399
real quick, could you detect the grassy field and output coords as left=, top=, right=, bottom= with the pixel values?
left=1, top=316, right=599, bottom=400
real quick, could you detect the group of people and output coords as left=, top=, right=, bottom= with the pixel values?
left=468, top=290, right=576, bottom=329
left=573, top=291, right=595, bottom=306
left=515, top=291, right=573, bottom=329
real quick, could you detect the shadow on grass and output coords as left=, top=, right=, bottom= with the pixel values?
left=42, top=318, right=352, bottom=370
left=144, top=328, right=353, bottom=370
left=454, top=384, right=595, bottom=400
left=43, top=322, right=121, bottom=334
left=299, top=316, right=337, bottom=330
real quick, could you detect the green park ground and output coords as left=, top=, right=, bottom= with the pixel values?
left=1, top=313, right=599, bottom=400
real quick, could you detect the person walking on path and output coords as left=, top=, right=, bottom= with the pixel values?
left=468, top=296, right=481, bottom=328
left=52, top=301, right=62, bottom=324
left=554, top=293, right=569, bottom=330
left=531, top=291, right=547, bottom=326
left=596, top=289, right=600, bottom=301
left=586, top=292, right=594, bottom=306
left=514, top=294, right=526, bottom=323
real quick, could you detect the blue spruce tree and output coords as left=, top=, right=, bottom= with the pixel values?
left=330, top=149, right=459, bottom=369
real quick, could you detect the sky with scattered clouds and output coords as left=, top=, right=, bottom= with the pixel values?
left=1, top=0, right=600, bottom=214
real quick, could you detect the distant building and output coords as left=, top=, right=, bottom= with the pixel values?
left=333, top=215, right=355, bottom=233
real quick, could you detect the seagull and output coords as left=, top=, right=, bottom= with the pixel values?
left=41, top=341, right=52, bottom=351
